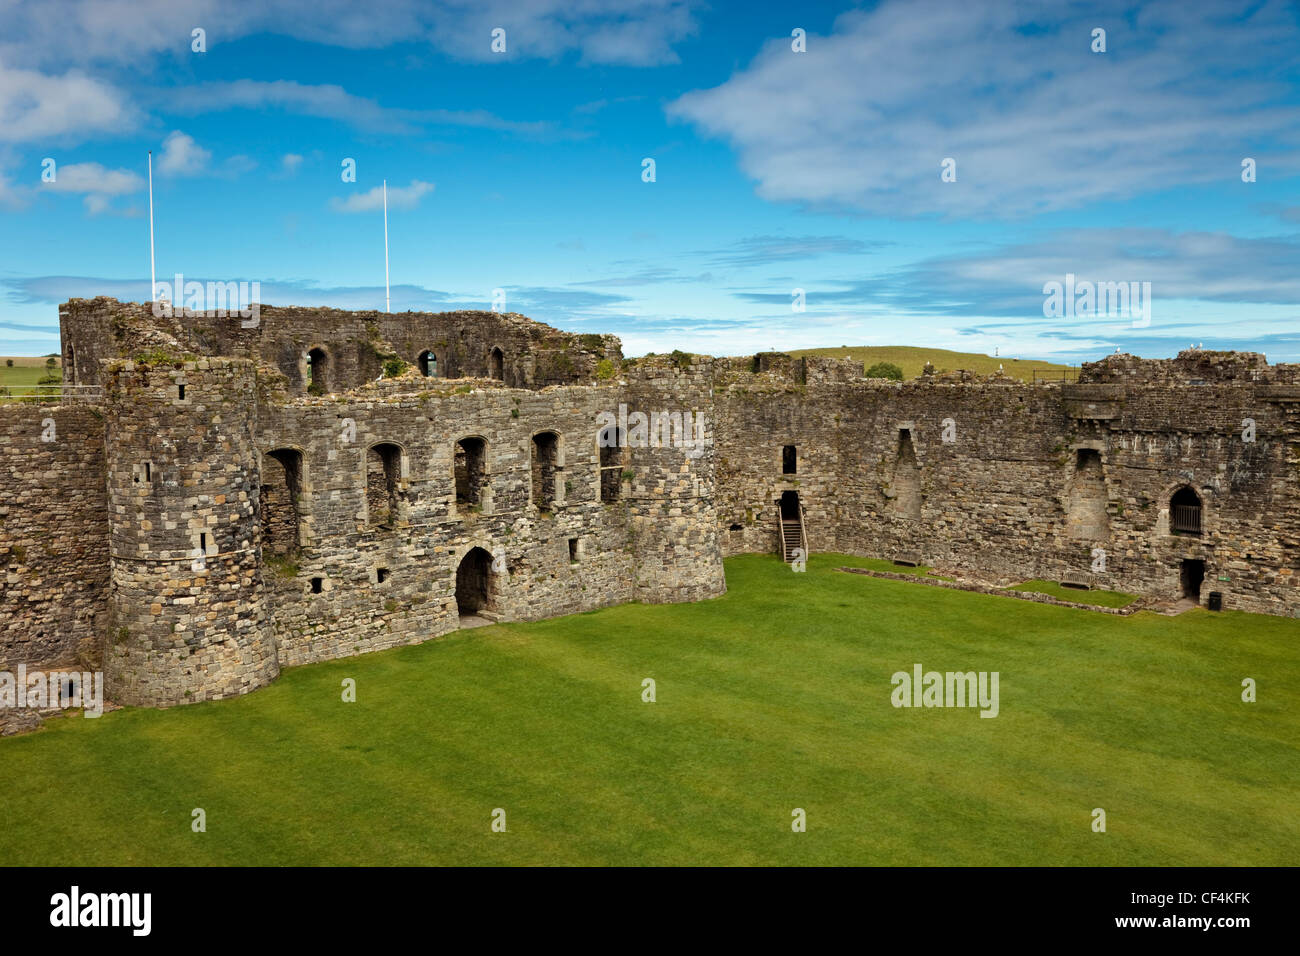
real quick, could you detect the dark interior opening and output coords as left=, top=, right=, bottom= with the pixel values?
left=366, top=443, right=402, bottom=528
left=532, top=432, right=559, bottom=509
left=779, top=490, right=801, bottom=520
left=455, top=437, right=487, bottom=507
left=456, top=547, right=493, bottom=617
left=418, top=350, right=438, bottom=377
left=782, top=445, right=797, bottom=474
left=1180, top=559, right=1205, bottom=600
left=599, top=426, right=625, bottom=503
left=307, top=347, right=328, bottom=393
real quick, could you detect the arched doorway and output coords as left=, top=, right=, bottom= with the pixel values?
left=418, top=350, right=438, bottom=377
left=456, top=547, right=495, bottom=623
left=488, top=347, right=504, bottom=380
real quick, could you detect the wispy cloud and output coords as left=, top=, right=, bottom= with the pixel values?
left=698, top=234, right=887, bottom=268
left=330, top=180, right=434, bottom=213
left=2, top=0, right=704, bottom=69
left=668, top=0, right=1300, bottom=218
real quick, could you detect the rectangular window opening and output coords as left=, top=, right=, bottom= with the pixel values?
left=782, top=445, right=797, bottom=474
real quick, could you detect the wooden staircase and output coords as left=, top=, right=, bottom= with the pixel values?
left=778, top=505, right=808, bottom=563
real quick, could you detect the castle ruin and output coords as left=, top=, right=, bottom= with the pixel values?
left=2, top=298, right=1297, bottom=726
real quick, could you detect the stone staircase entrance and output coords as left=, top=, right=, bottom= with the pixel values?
left=777, top=491, right=807, bottom=563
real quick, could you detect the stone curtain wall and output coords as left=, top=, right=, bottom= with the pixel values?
left=713, top=360, right=1300, bottom=616
left=0, top=404, right=110, bottom=669
left=621, top=358, right=727, bottom=604
left=255, top=385, right=647, bottom=667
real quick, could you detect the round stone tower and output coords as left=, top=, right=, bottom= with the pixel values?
left=103, top=356, right=278, bottom=706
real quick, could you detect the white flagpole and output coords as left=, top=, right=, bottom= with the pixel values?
left=148, top=150, right=156, bottom=301
left=383, top=179, right=390, bottom=313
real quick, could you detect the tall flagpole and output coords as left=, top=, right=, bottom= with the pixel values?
left=383, top=179, right=390, bottom=313
left=148, top=150, right=156, bottom=301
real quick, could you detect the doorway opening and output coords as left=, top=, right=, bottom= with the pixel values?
left=456, top=546, right=495, bottom=621
left=1180, top=559, right=1205, bottom=601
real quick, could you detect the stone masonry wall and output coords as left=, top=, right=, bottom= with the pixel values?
left=0, top=403, right=110, bottom=669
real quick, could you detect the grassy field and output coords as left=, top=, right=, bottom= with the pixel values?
left=1007, top=579, right=1139, bottom=609
left=0, top=357, right=60, bottom=390
left=1, top=552, right=1295, bottom=866
left=785, top=345, right=1077, bottom=381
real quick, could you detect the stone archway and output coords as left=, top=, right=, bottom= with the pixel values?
left=456, top=546, right=495, bottom=624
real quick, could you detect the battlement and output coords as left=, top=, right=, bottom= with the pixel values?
left=1079, top=349, right=1300, bottom=385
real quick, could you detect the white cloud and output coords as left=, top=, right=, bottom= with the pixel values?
left=667, top=0, right=1300, bottom=218
left=0, top=61, right=133, bottom=143
left=161, top=80, right=556, bottom=136
left=40, top=161, right=144, bottom=195
left=36, top=161, right=144, bottom=215
left=1, top=0, right=701, bottom=69
left=156, top=131, right=211, bottom=176
left=282, top=153, right=304, bottom=175
left=330, top=179, right=434, bottom=213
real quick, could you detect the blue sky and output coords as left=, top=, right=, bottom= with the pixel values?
left=2, top=0, right=1299, bottom=361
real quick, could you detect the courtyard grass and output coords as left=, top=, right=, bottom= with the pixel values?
left=837, top=556, right=956, bottom=581
left=1007, top=579, right=1139, bottom=609
left=0, top=552, right=1296, bottom=866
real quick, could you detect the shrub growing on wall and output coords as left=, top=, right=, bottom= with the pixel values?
left=865, top=361, right=904, bottom=381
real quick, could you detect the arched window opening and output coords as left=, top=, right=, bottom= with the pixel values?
left=532, top=431, right=560, bottom=510
left=455, top=438, right=487, bottom=508
left=1170, top=486, right=1202, bottom=536
left=418, top=350, right=438, bottom=377
left=598, top=425, right=625, bottom=503
left=893, top=429, right=922, bottom=520
left=260, top=448, right=303, bottom=557
left=366, top=443, right=402, bottom=528
left=488, top=347, right=504, bottom=381
left=307, top=348, right=329, bottom=394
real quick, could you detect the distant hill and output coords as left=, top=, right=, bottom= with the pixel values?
left=784, top=345, right=1078, bottom=381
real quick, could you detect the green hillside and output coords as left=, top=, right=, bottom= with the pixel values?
left=785, top=345, right=1078, bottom=381
left=0, top=356, right=61, bottom=394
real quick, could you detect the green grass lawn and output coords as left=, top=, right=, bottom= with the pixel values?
left=1007, top=579, right=1139, bottom=609
left=784, top=345, right=1077, bottom=381
left=837, top=556, right=955, bottom=581
left=1, top=553, right=1295, bottom=866
left=0, top=358, right=61, bottom=401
